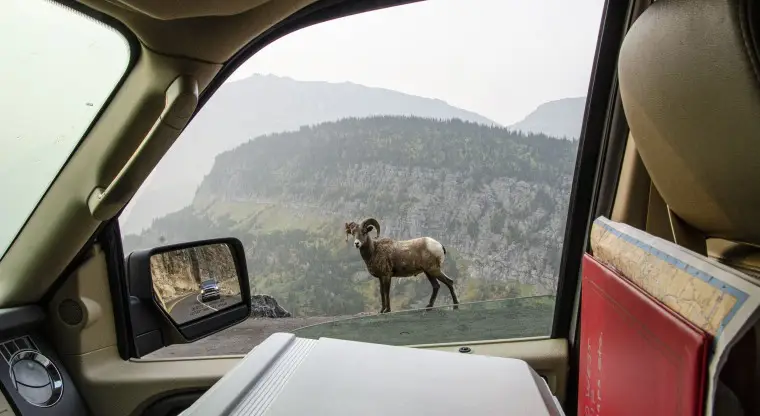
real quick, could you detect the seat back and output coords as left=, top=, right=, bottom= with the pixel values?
left=618, top=1, right=760, bottom=413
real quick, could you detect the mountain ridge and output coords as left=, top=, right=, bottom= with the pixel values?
left=124, top=115, right=577, bottom=316
left=120, top=74, right=501, bottom=235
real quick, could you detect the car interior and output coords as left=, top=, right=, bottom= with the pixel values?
left=1, top=0, right=760, bottom=415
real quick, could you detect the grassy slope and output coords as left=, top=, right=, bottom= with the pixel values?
left=204, top=201, right=331, bottom=234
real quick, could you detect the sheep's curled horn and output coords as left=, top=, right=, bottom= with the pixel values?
left=360, top=218, right=380, bottom=238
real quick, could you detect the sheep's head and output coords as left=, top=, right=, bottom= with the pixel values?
left=347, top=218, right=380, bottom=249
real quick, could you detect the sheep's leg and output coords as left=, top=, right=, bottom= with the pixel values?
left=435, top=272, right=459, bottom=310
left=377, top=278, right=387, bottom=314
left=381, top=277, right=392, bottom=313
left=425, top=273, right=440, bottom=309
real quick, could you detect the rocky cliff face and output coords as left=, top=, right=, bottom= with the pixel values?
left=194, top=163, right=570, bottom=293
left=125, top=116, right=577, bottom=316
left=149, top=244, right=240, bottom=304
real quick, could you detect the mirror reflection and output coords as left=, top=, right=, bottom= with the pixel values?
left=150, top=243, right=243, bottom=324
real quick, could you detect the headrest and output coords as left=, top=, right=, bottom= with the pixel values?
left=618, top=0, right=760, bottom=246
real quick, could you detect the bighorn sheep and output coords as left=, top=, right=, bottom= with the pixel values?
left=345, top=218, right=459, bottom=314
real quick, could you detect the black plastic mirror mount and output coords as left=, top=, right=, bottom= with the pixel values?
left=124, top=237, right=252, bottom=358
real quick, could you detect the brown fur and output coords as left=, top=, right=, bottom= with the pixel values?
left=346, top=218, right=459, bottom=313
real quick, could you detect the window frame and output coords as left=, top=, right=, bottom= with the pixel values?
left=549, top=0, right=637, bottom=339
left=66, top=0, right=630, bottom=360
left=554, top=0, right=651, bottom=412
left=0, top=0, right=141, bottom=264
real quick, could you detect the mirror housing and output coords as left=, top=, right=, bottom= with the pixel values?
left=125, top=237, right=251, bottom=357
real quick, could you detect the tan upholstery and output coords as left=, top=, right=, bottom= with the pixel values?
left=80, top=0, right=317, bottom=63
left=103, top=0, right=272, bottom=19
left=618, top=0, right=760, bottom=246
left=708, top=238, right=760, bottom=279
left=620, top=3, right=760, bottom=414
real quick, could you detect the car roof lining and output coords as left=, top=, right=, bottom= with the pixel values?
left=79, top=0, right=321, bottom=63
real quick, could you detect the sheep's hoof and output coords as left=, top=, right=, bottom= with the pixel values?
left=425, top=304, right=434, bottom=310
left=453, top=304, right=460, bottom=311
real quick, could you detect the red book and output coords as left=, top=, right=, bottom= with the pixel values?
left=578, top=254, right=710, bottom=416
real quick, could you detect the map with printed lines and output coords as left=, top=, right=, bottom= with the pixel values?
left=590, top=218, right=738, bottom=336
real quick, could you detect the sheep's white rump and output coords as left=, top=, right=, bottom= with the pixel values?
left=423, top=237, right=446, bottom=264
left=390, top=237, right=447, bottom=273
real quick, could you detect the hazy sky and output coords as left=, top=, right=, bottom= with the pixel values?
left=229, top=0, right=605, bottom=126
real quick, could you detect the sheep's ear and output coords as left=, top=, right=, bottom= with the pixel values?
left=365, top=225, right=374, bottom=232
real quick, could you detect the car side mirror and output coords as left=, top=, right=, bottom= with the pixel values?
left=125, top=237, right=251, bottom=357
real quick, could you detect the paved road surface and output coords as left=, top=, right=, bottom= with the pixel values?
left=167, top=292, right=243, bottom=324
left=144, top=317, right=339, bottom=359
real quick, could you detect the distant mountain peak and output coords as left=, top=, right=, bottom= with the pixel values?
left=509, top=96, right=586, bottom=140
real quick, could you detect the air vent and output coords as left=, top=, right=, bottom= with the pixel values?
left=0, top=336, right=38, bottom=363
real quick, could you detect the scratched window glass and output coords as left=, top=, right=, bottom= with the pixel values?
left=0, top=0, right=129, bottom=258
left=120, top=0, right=605, bottom=358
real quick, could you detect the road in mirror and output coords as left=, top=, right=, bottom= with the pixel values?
left=150, top=243, right=243, bottom=324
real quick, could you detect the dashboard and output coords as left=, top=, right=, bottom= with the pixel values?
left=0, top=306, right=88, bottom=415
